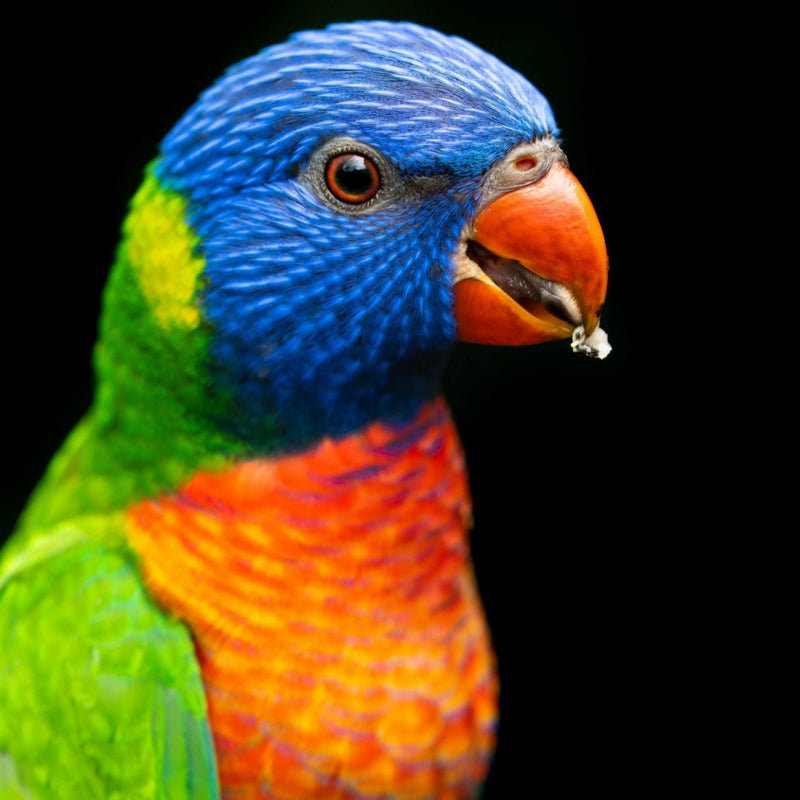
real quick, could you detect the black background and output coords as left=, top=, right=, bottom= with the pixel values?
left=3, top=2, right=726, bottom=795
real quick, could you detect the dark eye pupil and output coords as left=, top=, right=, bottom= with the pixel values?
left=335, top=156, right=373, bottom=195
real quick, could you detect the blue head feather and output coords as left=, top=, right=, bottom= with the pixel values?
left=155, top=20, right=558, bottom=452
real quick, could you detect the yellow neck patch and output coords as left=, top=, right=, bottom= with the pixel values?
left=122, top=167, right=204, bottom=330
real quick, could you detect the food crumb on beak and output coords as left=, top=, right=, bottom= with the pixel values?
left=571, top=325, right=612, bottom=359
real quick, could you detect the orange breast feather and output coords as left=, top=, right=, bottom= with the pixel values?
left=127, top=399, right=497, bottom=800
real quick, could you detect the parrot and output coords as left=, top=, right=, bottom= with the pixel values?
left=0, top=20, right=610, bottom=800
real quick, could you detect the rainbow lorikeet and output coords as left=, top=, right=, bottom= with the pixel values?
left=0, top=20, right=610, bottom=800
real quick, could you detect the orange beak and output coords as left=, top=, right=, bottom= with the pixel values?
left=454, top=162, right=610, bottom=356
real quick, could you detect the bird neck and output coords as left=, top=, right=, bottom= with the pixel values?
left=127, top=396, right=472, bottom=633
left=16, top=166, right=454, bottom=534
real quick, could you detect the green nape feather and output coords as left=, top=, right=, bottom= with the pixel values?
left=9, top=165, right=243, bottom=556
left=1, top=165, right=230, bottom=799
left=0, top=754, right=34, bottom=800
left=0, top=516, right=219, bottom=800
left=0, top=166, right=235, bottom=797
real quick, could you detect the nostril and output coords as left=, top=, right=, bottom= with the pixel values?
left=514, top=157, right=537, bottom=171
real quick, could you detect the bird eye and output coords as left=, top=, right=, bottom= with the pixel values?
left=325, top=153, right=381, bottom=203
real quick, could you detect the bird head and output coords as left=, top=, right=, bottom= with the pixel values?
left=102, top=21, right=609, bottom=454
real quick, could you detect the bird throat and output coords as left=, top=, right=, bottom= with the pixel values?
left=127, top=398, right=497, bottom=799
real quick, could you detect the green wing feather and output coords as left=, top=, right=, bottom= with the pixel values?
left=0, top=516, right=219, bottom=800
